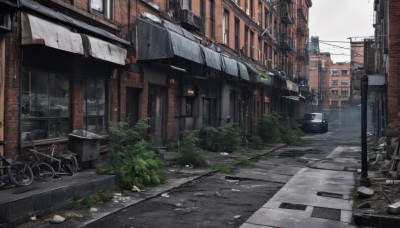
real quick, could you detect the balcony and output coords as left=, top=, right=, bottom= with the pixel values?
left=297, top=48, right=308, bottom=61
left=279, top=3, right=293, bottom=24
left=279, top=34, right=293, bottom=51
left=297, top=5, right=307, bottom=22
left=179, top=9, right=202, bottom=32
left=297, top=25, right=307, bottom=37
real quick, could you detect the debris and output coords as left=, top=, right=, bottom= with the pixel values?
left=30, top=216, right=37, bottom=221
left=50, top=215, right=65, bottom=224
left=114, top=200, right=119, bottom=203
left=386, top=180, right=400, bottom=184
left=64, top=212, right=83, bottom=218
left=214, top=191, right=228, bottom=198
left=356, top=202, right=371, bottom=209
left=161, top=193, right=170, bottom=198
left=220, top=152, right=229, bottom=155
left=387, top=202, right=400, bottom=214
left=175, top=203, right=184, bottom=208
left=128, top=217, right=135, bottom=220
left=376, top=152, right=385, bottom=162
left=89, top=207, right=98, bottom=213
left=357, top=186, right=374, bottom=197
left=226, top=179, right=240, bottom=183
left=132, top=186, right=141, bottom=192
left=231, top=189, right=241, bottom=192
left=193, top=193, right=206, bottom=197
left=114, top=193, right=122, bottom=196
left=234, top=215, right=241, bottom=219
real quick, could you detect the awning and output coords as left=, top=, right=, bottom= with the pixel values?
left=20, top=0, right=130, bottom=46
left=82, top=35, right=127, bottom=65
left=201, top=46, right=222, bottom=71
left=286, top=80, right=299, bottom=92
left=281, top=96, right=300, bottom=101
left=237, top=62, right=249, bottom=80
left=368, top=74, right=385, bottom=86
left=221, top=55, right=238, bottom=77
left=168, top=30, right=203, bottom=64
left=136, top=18, right=203, bottom=64
left=21, top=13, right=84, bottom=55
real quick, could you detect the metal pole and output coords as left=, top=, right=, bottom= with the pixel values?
left=360, top=75, right=370, bottom=186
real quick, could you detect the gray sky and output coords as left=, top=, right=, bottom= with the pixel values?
left=309, top=0, right=374, bottom=63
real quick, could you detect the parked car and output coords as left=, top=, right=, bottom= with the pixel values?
left=302, top=113, right=328, bottom=133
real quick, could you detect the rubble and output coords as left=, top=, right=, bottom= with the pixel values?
left=89, top=207, right=98, bottom=213
left=50, top=215, right=65, bottom=224
left=387, top=202, right=400, bottom=214
left=357, top=186, right=374, bottom=197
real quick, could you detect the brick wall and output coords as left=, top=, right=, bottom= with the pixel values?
left=387, top=0, right=400, bottom=127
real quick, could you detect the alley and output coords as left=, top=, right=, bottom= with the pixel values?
left=84, top=126, right=360, bottom=228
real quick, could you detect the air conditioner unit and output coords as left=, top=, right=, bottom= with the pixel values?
left=179, top=9, right=201, bottom=32
left=0, top=12, right=11, bottom=31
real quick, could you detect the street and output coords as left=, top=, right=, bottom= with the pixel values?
left=87, top=126, right=360, bottom=228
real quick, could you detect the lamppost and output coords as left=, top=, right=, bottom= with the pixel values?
left=360, top=74, right=370, bottom=186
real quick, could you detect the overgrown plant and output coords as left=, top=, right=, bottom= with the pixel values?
left=258, top=112, right=303, bottom=145
left=200, top=124, right=244, bottom=152
left=97, top=119, right=165, bottom=189
left=176, top=131, right=208, bottom=168
left=248, top=136, right=265, bottom=150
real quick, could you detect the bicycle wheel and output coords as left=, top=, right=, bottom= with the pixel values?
left=8, top=162, right=33, bottom=186
left=32, top=163, right=55, bottom=181
left=69, top=155, right=78, bottom=173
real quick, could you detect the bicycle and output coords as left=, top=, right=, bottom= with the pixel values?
left=18, top=148, right=55, bottom=181
left=0, top=155, right=33, bottom=187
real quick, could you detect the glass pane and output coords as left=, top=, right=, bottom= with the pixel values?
left=86, top=78, right=97, bottom=116
left=49, top=73, right=69, bottom=117
left=48, top=119, right=69, bottom=138
left=21, top=119, right=48, bottom=141
left=96, top=80, right=105, bottom=116
left=31, top=71, right=49, bottom=117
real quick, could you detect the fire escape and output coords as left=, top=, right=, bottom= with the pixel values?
left=276, top=0, right=293, bottom=79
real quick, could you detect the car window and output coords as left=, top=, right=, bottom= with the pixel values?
left=304, top=114, right=315, bottom=120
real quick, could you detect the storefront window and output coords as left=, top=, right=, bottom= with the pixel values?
left=21, top=70, right=70, bottom=141
left=202, top=98, right=217, bottom=127
left=84, top=78, right=105, bottom=133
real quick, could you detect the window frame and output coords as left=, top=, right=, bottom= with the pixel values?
left=234, top=17, right=240, bottom=51
left=222, top=8, right=229, bottom=45
left=84, top=77, right=107, bottom=133
left=90, top=0, right=114, bottom=20
left=210, top=0, right=215, bottom=39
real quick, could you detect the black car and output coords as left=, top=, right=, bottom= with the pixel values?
left=302, top=113, right=328, bottom=133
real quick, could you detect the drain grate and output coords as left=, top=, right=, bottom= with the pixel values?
left=279, top=202, right=307, bottom=211
left=311, top=207, right=341, bottom=221
left=317, top=191, right=344, bottom=199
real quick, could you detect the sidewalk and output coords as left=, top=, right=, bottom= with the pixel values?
left=240, top=146, right=360, bottom=228
left=6, top=144, right=286, bottom=228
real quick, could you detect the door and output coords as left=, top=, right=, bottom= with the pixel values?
left=126, top=87, right=140, bottom=127
left=148, top=85, right=167, bottom=146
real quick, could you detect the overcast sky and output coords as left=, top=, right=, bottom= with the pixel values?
left=309, top=0, right=375, bottom=63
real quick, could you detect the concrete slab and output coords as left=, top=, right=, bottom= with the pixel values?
left=230, top=168, right=293, bottom=184
left=242, top=207, right=355, bottom=228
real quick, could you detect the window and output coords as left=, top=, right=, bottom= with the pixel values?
left=250, top=0, right=254, bottom=18
left=258, top=36, right=262, bottom=62
left=332, top=69, right=339, bottom=76
left=182, top=0, right=191, bottom=10
left=341, top=100, right=349, bottom=106
left=310, top=60, right=318, bottom=68
left=84, top=78, right=106, bottom=132
left=203, top=98, right=217, bottom=127
left=234, top=17, right=240, bottom=51
left=341, top=80, right=349, bottom=86
left=263, top=42, right=268, bottom=66
left=341, top=69, right=348, bottom=75
left=331, top=80, right=338, bottom=86
left=244, top=26, right=249, bottom=55
left=210, top=0, right=215, bottom=39
left=200, top=0, right=205, bottom=33
left=250, top=30, right=254, bottom=59
left=90, top=0, right=114, bottom=20
left=264, top=7, right=269, bottom=29
left=340, top=89, right=349, bottom=96
left=245, top=0, right=249, bottom=15
left=222, top=9, right=229, bottom=44
left=331, top=100, right=339, bottom=107
left=258, top=1, right=262, bottom=25
left=273, top=17, right=278, bottom=37
left=21, top=70, right=70, bottom=142
left=331, top=90, right=339, bottom=96
left=186, top=97, right=193, bottom=117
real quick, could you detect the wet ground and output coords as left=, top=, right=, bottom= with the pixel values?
left=86, top=126, right=360, bottom=228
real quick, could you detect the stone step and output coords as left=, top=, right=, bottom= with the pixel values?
left=0, top=170, right=115, bottom=227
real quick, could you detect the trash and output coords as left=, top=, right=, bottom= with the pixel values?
left=161, top=193, right=170, bottom=198
left=89, top=207, right=98, bottom=213
left=231, top=189, right=241, bottom=192
left=64, top=212, right=83, bottom=218
left=357, top=186, right=374, bottom=197
left=386, top=180, right=400, bottom=184
left=234, top=215, right=241, bottom=219
left=128, top=217, right=135, bottom=220
left=50, top=215, right=65, bottom=224
left=214, top=191, right=228, bottom=198
left=220, top=152, right=229, bottom=155
left=30, top=216, right=37, bottom=221
left=132, top=186, right=141, bottom=192
left=114, top=193, right=122, bottom=196
left=376, top=152, right=385, bottom=162
left=387, top=201, right=400, bottom=214
left=356, top=202, right=371, bottom=209
left=226, top=179, right=240, bottom=183
left=184, top=165, right=193, bottom=168
left=114, top=200, right=119, bottom=203
left=175, top=203, right=184, bottom=208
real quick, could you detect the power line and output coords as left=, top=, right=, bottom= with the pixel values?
left=319, top=40, right=349, bottom=43
left=319, top=42, right=351, bottom=50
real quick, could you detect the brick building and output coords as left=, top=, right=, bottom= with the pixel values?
left=0, top=0, right=312, bottom=158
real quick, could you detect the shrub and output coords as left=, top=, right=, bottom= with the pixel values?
left=248, top=136, right=265, bottom=150
left=200, top=124, right=243, bottom=152
left=97, top=119, right=165, bottom=189
left=176, top=131, right=208, bottom=168
left=258, top=112, right=283, bottom=143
